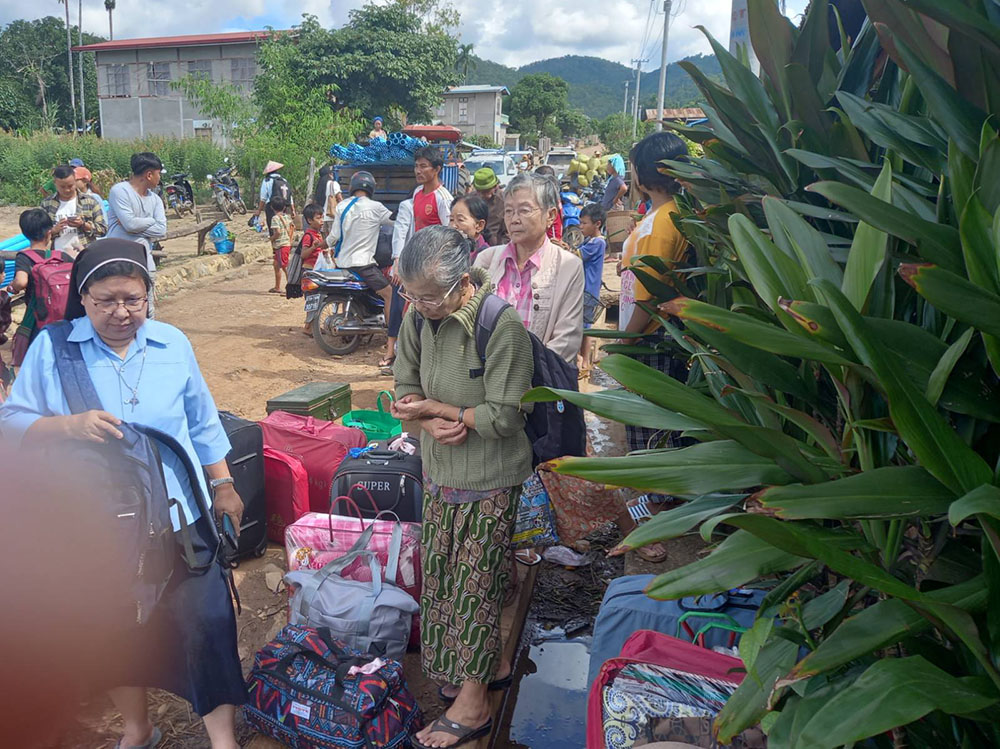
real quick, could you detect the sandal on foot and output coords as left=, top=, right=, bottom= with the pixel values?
left=378, top=355, right=396, bottom=369
left=413, top=716, right=492, bottom=749
left=437, top=674, right=514, bottom=703
left=115, top=726, right=162, bottom=749
left=267, top=288, right=282, bottom=294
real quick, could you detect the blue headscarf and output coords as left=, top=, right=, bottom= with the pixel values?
left=608, top=154, right=626, bottom=178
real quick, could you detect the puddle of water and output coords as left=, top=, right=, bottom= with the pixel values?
left=502, top=627, right=593, bottom=748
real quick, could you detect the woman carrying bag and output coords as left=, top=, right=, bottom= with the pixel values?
left=391, top=226, right=534, bottom=749
left=0, top=239, right=247, bottom=749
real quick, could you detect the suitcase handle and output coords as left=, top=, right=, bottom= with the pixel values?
left=329, top=496, right=366, bottom=541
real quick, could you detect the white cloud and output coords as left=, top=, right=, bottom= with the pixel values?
left=0, top=0, right=806, bottom=70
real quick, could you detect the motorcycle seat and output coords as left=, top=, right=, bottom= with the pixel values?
left=308, top=269, right=359, bottom=282
left=170, top=173, right=188, bottom=180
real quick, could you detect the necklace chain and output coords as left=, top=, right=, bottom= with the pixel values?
left=111, top=346, right=148, bottom=412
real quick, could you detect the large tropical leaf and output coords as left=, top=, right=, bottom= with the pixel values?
left=613, top=493, right=745, bottom=553
left=841, top=160, right=892, bottom=311
left=729, top=214, right=813, bottom=312
left=789, top=657, right=998, bottom=749
left=899, top=263, right=1000, bottom=339
left=763, top=197, right=843, bottom=287
left=757, top=465, right=955, bottom=519
left=813, top=279, right=994, bottom=493
left=644, top=529, right=808, bottom=599
left=547, top=440, right=794, bottom=495
left=522, top=387, right=705, bottom=432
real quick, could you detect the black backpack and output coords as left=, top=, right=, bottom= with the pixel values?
left=416, top=294, right=587, bottom=465
left=374, top=224, right=394, bottom=269
left=313, top=166, right=334, bottom=207
left=47, top=322, right=230, bottom=627
left=269, top=174, right=292, bottom=205
left=285, top=235, right=306, bottom=299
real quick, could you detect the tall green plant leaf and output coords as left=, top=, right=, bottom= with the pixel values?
left=729, top=215, right=813, bottom=314
left=791, top=657, right=998, bottom=749
left=926, top=327, right=975, bottom=406
left=758, top=465, right=955, bottom=519
left=900, top=263, right=1000, bottom=339
left=748, top=0, right=795, bottom=118
left=521, top=387, right=705, bottom=432
left=975, top=132, right=1000, bottom=214
left=813, top=279, right=994, bottom=493
left=808, top=181, right=964, bottom=271
left=613, top=493, right=745, bottom=553
left=547, top=440, right=795, bottom=495
left=842, top=160, right=892, bottom=311
left=645, top=529, right=808, bottom=599
left=764, top=197, right=843, bottom=287
left=699, top=26, right=779, bottom=132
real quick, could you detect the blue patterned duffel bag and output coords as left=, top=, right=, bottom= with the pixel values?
left=244, top=624, right=423, bottom=748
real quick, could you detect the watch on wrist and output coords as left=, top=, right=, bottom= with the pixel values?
left=210, top=477, right=235, bottom=493
left=457, top=407, right=467, bottom=424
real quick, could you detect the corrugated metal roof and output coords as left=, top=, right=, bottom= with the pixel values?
left=445, top=85, right=510, bottom=95
left=73, top=30, right=285, bottom=52
left=643, top=107, right=706, bottom=120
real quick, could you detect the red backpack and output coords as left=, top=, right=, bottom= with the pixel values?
left=25, top=250, right=73, bottom=328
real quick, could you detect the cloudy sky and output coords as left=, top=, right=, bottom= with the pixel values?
left=0, top=0, right=809, bottom=70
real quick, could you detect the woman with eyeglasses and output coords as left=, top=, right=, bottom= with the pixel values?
left=474, top=171, right=584, bottom=365
left=390, top=225, right=534, bottom=749
left=0, top=239, right=247, bottom=749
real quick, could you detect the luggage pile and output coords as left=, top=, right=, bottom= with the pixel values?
left=223, top=383, right=428, bottom=749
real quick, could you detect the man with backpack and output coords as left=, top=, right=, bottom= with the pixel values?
left=5, top=209, right=74, bottom=368
left=254, top=161, right=295, bottom=232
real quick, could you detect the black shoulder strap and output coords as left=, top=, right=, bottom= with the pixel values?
left=48, top=322, right=104, bottom=415
left=470, top=294, right=511, bottom=378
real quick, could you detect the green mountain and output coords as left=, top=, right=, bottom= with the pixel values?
left=464, top=53, right=722, bottom=120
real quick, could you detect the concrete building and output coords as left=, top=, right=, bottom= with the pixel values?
left=74, top=31, right=281, bottom=145
left=434, top=85, right=509, bottom=145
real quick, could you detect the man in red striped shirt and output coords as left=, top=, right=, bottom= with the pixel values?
left=412, top=147, right=453, bottom=232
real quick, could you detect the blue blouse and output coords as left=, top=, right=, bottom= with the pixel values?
left=0, top=317, right=231, bottom=529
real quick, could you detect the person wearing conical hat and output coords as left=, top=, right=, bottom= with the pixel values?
left=253, top=160, right=295, bottom=232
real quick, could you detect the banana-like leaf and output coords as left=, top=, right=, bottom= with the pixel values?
left=899, top=263, right=1000, bottom=339
left=785, top=63, right=834, bottom=141
left=791, top=576, right=988, bottom=679
left=790, top=0, right=829, bottom=84
left=728, top=389, right=840, bottom=459
left=900, top=0, right=1000, bottom=57
left=613, top=493, right=744, bottom=553
left=926, top=327, right=975, bottom=406
left=949, top=484, right=1000, bottom=562
left=865, top=2, right=953, bottom=85
left=842, top=160, right=892, bottom=311
left=781, top=199, right=858, bottom=223
left=813, top=278, right=994, bottom=494
left=792, top=657, right=998, bottom=749
left=787, top=148, right=876, bottom=190
left=974, top=133, right=1000, bottom=215
left=547, top=440, right=794, bottom=495
left=699, top=26, right=779, bottom=132
left=763, top=198, right=843, bottom=287
left=808, top=181, right=963, bottom=271
left=838, top=18, right=882, bottom=98
left=949, top=138, right=977, bottom=234
left=757, top=465, right=955, bottom=519
left=778, top=299, right=851, bottom=349
left=729, top=214, right=813, bottom=313
left=663, top=298, right=854, bottom=366
left=959, top=196, right=1000, bottom=294
left=892, top=34, right=987, bottom=159
left=522, top=387, right=705, bottom=432
left=644, top=529, right=808, bottom=600
left=748, top=0, right=794, bottom=118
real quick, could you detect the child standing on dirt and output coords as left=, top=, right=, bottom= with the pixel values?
left=300, top=204, right=329, bottom=334
left=577, top=202, right=607, bottom=375
left=269, top=196, right=295, bottom=294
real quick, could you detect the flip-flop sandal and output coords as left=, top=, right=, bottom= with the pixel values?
left=437, top=674, right=514, bottom=703
left=378, top=356, right=396, bottom=369
left=115, top=726, right=162, bottom=749
left=514, top=548, right=542, bottom=566
left=267, top=288, right=282, bottom=294
left=413, top=716, right=492, bottom=749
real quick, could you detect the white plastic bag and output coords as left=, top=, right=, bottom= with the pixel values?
left=312, top=251, right=335, bottom=271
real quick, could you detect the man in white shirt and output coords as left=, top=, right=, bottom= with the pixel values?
left=327, top=170, right=394, bottom=314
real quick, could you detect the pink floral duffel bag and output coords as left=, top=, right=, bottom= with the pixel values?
left=285, top=487, right=422, bottom=607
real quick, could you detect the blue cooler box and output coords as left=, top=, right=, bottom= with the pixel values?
left=588, top=574, right=766, bottom=687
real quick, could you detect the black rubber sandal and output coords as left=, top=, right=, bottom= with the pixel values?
left=437, top=674, right=514, bottom=703
left=413, top=716, right=492, bottom=749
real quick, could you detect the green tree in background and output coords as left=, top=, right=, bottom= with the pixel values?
left=295, top=2, right=460, bottom=123
left=456, top=43, right=475, bottom=83
left=0, top=17, right=101, bottom=132
left=555, top=108, right=593, bottom=138
left=509, top=73, right=570, bottom=137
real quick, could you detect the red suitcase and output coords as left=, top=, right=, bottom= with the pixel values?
left=260, top=411, right=367, bottom=513
left=263, top=447, right=310, bottom=544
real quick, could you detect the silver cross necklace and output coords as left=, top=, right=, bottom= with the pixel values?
left=111, top=346, right=148, bottom=411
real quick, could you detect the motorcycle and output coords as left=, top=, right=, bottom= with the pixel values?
left=302, top=268, right=385, bottom=355
left=208, top=164, right=246, bottom=219
left=561, top=190, right=584, bottom=250
left=164, top=172, right=195, bottom=219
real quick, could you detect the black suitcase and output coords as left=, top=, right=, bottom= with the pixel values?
left=218, top=411, right=267, bottom=560
left=331, top=438, right=422, bottom=522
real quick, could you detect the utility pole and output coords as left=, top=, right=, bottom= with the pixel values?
left=623, top=80, right=630, bottom=115
left=631, top=57, right=647, bottom=139
left=78, top=0, right=86, bottom=131
left=655, top=0, right=673, bottom=132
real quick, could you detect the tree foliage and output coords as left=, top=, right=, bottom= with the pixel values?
left=0, top=17, right=102, bottom=132
left=509, top=73, right=570, bottom=137
left=294, top=3, right=460, bottom=124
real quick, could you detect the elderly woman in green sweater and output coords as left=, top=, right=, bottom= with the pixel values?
left=391, top=225, right=534, bottom=749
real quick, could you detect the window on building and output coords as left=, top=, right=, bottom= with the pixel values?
left=187, top=60, right=213, bottom=81
left=147, top=62, right=171, bottom=96
left=459, top=97, right=468, bottom=123
left=103, top=64, right=131, bottom=97
left=194, top=126, right=213, bottom=140
left=231, top=58, right=256, bottom=92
